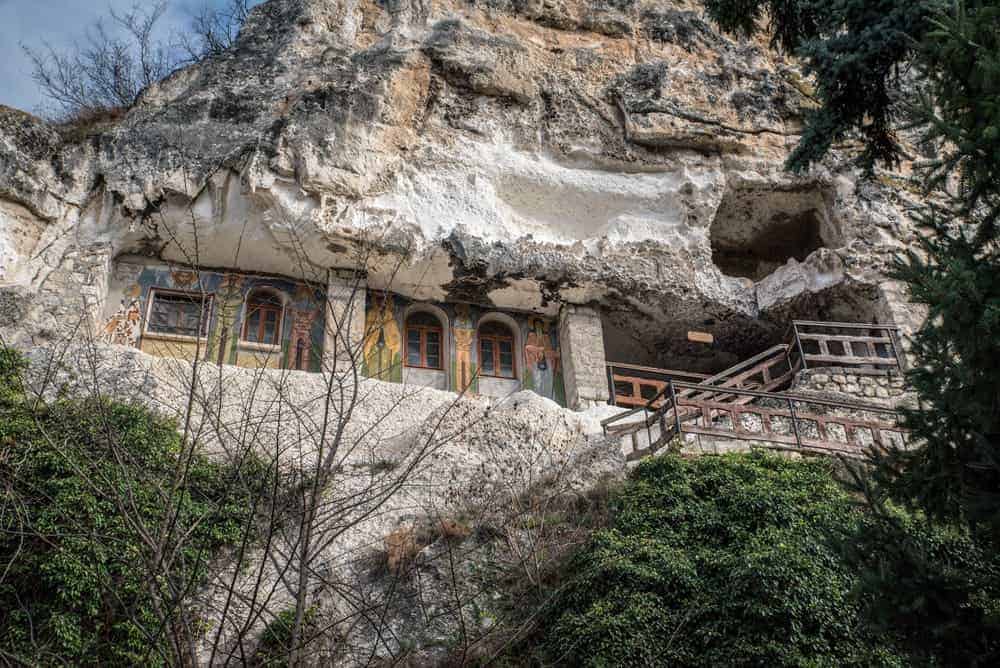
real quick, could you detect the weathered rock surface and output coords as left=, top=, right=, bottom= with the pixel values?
left=0, top=0, right=925, bottom=368
left=23, top=343, right=623, bottom=664
left=0, top=2, right=933, bottom=661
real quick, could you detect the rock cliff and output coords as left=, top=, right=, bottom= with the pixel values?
left=0, top=1, right=931, bottom=662
left=0, top=0, right=922, bottom=369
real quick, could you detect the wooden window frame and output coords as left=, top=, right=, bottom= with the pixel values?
left=241, top=291, right=284, bottom=347
left=293, top=337, right=308, bottom=371
left=478, top=328, right=516, bottom=379
left=144, top=288, right=213, bottom=339
left=405, top=322, right=444, bottom=370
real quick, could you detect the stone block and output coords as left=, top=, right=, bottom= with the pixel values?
left=558, top=304, right=609, bottom=410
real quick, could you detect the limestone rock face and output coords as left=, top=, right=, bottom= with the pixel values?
left=0, top=0, right=922, bottom=365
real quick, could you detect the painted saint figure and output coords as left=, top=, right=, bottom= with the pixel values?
left=363, top=293, right=402, bottom=382
left=453, top=303, right=475, bottom=392
left=525, top=317, right=560, bottom=400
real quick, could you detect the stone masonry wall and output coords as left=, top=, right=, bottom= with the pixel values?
left=791, top=367, right=915, bottom=409
left=877, top=280, right=928, bottom=368
left=558, top=304, right=609, bottom=410
left=35, top=242, right=112, bottom=340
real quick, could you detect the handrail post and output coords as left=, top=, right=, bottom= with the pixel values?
left=606, top=364, right=617, bottom=406
left=788, top=396, right=801, bottom=448
left=887, top=327, right=906, bottom=373
left=668, top=379, right=683, bottom=439
left=792, top=321, right=808, bottom=371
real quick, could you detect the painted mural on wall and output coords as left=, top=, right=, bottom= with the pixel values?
left=102, top=283, right=143, bottom=346
left=524, top=316, right=564, bottom=403
left=101, top=261, right=327, bottom=372
left=364, top=292, right=566, bottom=406
left=452, top=303, right=477, bottom=394
left=362, top=292, right=402, bottom=382
left=102, top=263, right=144, bottom=346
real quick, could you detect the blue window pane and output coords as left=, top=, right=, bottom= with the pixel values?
left=480, top=340, right=495, bottom=374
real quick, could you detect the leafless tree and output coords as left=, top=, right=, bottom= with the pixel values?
left=22, top=1, right=255, bottom=121
left=177, top=0, right=254, bottom=61
left=0, top=127, right=610, bottom=664
left=22, top=1, right=181, bottom=120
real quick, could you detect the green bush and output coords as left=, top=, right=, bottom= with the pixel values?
left=531, top=454, right=906, bottom=667
left=0, top=349, right=267, bottom=664
left=843, top=503, right=1000, bottom=665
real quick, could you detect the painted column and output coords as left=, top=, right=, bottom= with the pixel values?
left=558, top=304, right=609, bottom=410
left=323, top=269, right=368, bottom=375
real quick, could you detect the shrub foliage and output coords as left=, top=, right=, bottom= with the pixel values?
left=528, top=453, right=999, bottom=666
left=0, top=349, right=262, bottom=664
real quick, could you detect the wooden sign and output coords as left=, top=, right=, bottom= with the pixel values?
left=687, top=330, right=714, bottom=345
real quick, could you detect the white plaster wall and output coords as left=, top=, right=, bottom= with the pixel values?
left=404, top=366, right=449, bottom=391
left=478, top=376, right=521, bottom=399
left=324, top=271, right=367, bottom=373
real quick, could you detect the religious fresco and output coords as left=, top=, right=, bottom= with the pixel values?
left=101, top=282, right=143, bottom=346
left=365, top=292, right=566, bottom=406
left=210, top=272, right=245, bottom=366
left=100, top=261, right=326, bottom=372
left=362, top=292, right=402, bottom=382
left=452, top=303, right=476, bottom=393
left=523, top=316, right=566, bottom=406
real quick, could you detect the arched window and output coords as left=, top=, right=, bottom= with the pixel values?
left=405, top=311, right=443, bottom=370
left=242, top=289, right=284, bottom=345
left=478, top=321, right=515, bottom=378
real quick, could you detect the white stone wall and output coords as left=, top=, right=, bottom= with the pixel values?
left=36, top=242, right=112, bottom=339
left=478, top=375, right=521, bottom=400
left=324, top=270, right=367, bottom=374
left=558, top=304, right=609, bottom=410
left=404, top=366, right=449, bottom=391
left=791, top=367, right=914, bottom=409
left=877, top=280, right=927, bottom=368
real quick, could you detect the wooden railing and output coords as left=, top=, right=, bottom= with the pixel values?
left=603, top=380, right=907, bottom=460
left=787, top=320, right=904, bottom=372
left=608, top=320, right=904, bottom=410
left=606, top=362, right=709, bottom=408
left=601, top=319, right=907, bottom=460
left=607, top=343, right=794, bottom=408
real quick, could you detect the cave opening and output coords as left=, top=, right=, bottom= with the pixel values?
left=708, top=184, right=844, bottom=282
left=711, top=209, right=827, bottom=281
left=600, top=281, right=888, bottom=402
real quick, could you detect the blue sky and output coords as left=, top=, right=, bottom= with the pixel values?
left=0, top=0, right=262, bottom=113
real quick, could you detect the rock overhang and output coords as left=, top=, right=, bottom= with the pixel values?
left=0, top=0, right=920, bottom=362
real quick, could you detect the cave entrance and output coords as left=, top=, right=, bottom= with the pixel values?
left=709, top=186, right=843, bottom=282
left=712, top=209, right=826, bottom=281
left=600, top=305, right=779, bottom=378
left=599, top=281, right=888, bottom=406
